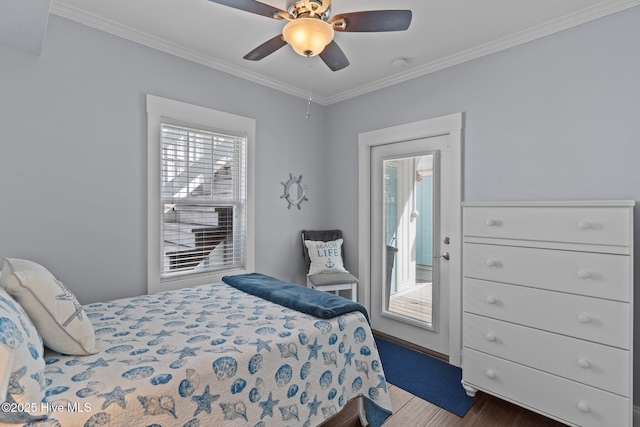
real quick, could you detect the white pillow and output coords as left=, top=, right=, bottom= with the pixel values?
left=1, top=259, right=97, bottom=356
left=304, top=239, right=349, bottom=275
left=0, top=287, right=48, bottom=422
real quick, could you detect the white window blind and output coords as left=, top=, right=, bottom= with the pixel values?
left=160, top=123, right=246, bottom=277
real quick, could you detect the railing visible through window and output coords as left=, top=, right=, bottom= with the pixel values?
left=160, top=123, right=246, bottom=277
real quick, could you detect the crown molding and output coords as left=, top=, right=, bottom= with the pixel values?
left=324, top=0, right=640, bottom=105
left=51, top=0, right=639, bottom=106
left=50, top=1, right=313, bottom=101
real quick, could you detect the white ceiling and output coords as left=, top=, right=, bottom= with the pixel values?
left=50, top=0, right=639, bottom=105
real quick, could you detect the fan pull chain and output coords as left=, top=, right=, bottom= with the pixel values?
left=306, top=55, right=312, bottom=119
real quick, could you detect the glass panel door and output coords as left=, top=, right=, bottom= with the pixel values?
left=369, top=134, right=449, bottom=356
left=383, top=153, right=436, bottom=327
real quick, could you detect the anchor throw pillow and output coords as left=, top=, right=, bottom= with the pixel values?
left=305, top=239, right=349, bottom=275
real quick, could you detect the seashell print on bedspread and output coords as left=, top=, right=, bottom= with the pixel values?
left=27, top=283, right=392, bottom=427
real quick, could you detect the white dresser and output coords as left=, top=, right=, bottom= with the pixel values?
left=461, top=201, right=634, bottom=427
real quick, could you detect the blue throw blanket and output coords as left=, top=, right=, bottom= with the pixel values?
left=222, top=273, right=370, bottom=323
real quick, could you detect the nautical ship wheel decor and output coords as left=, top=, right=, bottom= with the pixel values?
left=281, top=173, right=309, bottom=209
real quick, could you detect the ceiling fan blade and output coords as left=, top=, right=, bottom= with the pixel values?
left=331, top=10, right=412, bottom=32
left=207, top=0, right=291, bottom=20
left=319, top=40, right=350, bottom=71
left=243, top=34, right=288, bottom=61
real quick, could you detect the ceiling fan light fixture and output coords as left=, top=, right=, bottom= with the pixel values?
left=282, top=17, right=334, bottom=57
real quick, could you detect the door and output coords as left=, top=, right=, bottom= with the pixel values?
left=370, top=135, right=453, bottom=356
left=358, top=113, right=463, bottom=364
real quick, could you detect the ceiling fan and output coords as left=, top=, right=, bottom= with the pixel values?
left=207, top=0, right=412, bottom=71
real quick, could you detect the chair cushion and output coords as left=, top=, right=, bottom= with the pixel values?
left=308, top=272, right=358, bottom=287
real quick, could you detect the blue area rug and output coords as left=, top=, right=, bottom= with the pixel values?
left=375, top=337, right=474, bottom=417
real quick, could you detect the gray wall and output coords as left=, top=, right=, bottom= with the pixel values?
left=325, top=5, right=640, bottom=405
left=0, top=15, right=331, bottom=304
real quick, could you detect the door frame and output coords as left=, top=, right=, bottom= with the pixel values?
left=357, top=113, right=464, bottom=366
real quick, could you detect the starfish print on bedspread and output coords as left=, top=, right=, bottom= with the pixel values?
left=343, top=347, right=355, bottom=366
left=191, top=385, right=219, bottom=416
left=307, top=394, right=322, bottom=418
left=259, top=392, right=279, bottom=420
left=174, top=301, right=190, bottom=311
left=154, top=329, right=173, bottom=337
left=307, top=338, right=323, bottom=360
left=175, top=346, right=200, bottom=359
left=97, top=385, right=135, bottom=410
left=195, top=310, right=214, bottom=322
left=223, top=322, right=240, bottom=331
left=250, top=338, right=272, bottom=352
left=83, top=357, right=115, bottom=369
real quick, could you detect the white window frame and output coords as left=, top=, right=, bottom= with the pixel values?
left=147, top=94, right=255, bottom=294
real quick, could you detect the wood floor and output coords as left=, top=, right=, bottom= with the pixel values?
left=321, top=385, right=568, bottom=427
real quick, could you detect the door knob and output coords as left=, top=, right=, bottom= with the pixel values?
left=441, top=252, right=450, bottom=260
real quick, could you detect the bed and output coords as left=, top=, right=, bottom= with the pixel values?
left=0, top=263, right=392, bottom=427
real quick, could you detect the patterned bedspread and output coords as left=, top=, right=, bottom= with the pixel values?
left=33, top=283, right=392, bottom=426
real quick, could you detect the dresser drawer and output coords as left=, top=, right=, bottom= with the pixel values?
left=464, top=278, right=630, bottom=349
left=464, top=205, right=632, bottom=248
left=462, top=348, right=631, bottom=427
left=463, top=313, right=630, bottom=396
left=464, top=243, right=631, bottom=302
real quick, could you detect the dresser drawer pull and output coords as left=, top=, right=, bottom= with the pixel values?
left=577, top=313, right=591, bottom=324
left=577, top=402, right=591, bottom=413
left=485, top=296, right=497, bottom=305
left=485, top=259, right=497, bottom=267
left=577, top=220, right=592, bottom=230
left=485, top=333, right=496, bottom=342
left=485, top=370, right=496, bottom=380
left=577, top=269, right=592, bottom=279
left=577, top=358, right=591, bottom=369
left=486, top=219, right=498, bottom=227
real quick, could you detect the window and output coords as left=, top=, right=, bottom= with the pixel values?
left=161, top=124, right=245, bottom=275
left=147, top=95, right=255, bottom=293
